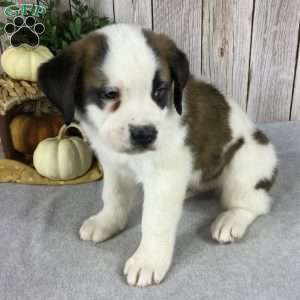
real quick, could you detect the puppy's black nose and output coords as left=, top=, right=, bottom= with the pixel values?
left=129, top=125, right=157, bottom=147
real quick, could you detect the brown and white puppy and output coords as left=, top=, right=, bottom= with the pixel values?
left=38, top=24, right=277, bottom=287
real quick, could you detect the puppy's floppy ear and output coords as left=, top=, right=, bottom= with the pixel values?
left=38, top=48, right=82, bottom=125
left=168, top=48, right=189, bottom=115
left=144, top=30, right=189, bottom=115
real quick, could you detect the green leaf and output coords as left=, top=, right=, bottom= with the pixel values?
left=69, top=21, right=77, bottom=38
left=0, top=1, right=15, bottom=7
left=72, top=0, right=81, bottom=6
left=62, top=40, right=69, bottom=49
left=51, top=25, right=57, bottom=38
left=75, top=17, right=81, bottom=35
left=64, top=31, right=72, bottom=41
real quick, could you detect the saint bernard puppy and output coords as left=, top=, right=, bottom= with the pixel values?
left=38, top=24, right=277, bottom=287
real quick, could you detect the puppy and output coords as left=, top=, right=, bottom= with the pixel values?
left=38, top=24, right=277, bottom=287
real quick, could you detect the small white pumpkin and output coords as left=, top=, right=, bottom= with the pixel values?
left=33, top=123, right=93, bottom=180
left=1, top=45, right=54, bottom=81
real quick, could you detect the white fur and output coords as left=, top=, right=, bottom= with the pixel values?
left=77, top=24, right=277, bottom=287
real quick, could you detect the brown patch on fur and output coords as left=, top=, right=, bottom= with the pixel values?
left=202, top=138, right=244, bottom=182
left=255, top=168, right=278, bottom=191
left=65, top=33, right=109, bottom=111
left=143, top=30, right=182, bottom=66
left=143, top=29, right=189, bottom=86
left=253, top=129, right=269, bottom=145
left=223, top=138, right=244, bottom=162
left=71, top=32, right=108, bottom=87
left=159, top=62, right=171, bottom=82
left=183, top=77, right=238, bottom=182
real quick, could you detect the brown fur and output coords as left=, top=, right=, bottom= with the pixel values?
left=255, top=168, right=278, bottom=191
left=253, top=129, right=269, bottom=145
left=71, top=33, right=108, bottom=88
left=252, top=130, right=277, bottom=190
left=183, top=77, right=242, bottom=182
left=143, top=29, right=189, bottom=87
left=143, top=30, right=182, bottom=69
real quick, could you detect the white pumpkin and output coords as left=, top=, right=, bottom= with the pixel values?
left=1, top=45, right=54, bottom=81
left=33, top=123, right=93, bottom=180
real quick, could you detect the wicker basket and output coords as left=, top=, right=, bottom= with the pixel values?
left=0, top=73, right=61, bottom=161
left=0, top=73, right=46, bottom=115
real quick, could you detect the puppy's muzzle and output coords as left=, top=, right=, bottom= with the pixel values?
left=129, top=125, right=157, bottom=148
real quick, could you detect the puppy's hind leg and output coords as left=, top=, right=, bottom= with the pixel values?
left=80, top=166, right=137, bottom=243
left=211, top=136, right=277, bottom=243
left=211, top=190, right=270, bottom=244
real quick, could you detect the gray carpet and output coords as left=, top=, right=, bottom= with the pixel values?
left=0, top=122, right=299, bottom=300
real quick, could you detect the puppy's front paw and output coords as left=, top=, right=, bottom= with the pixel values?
left=79, top=213, right=125, bottom=243
left=211, top=209, right=255, bottom=243
left=123, top=246, right=171, bottom=287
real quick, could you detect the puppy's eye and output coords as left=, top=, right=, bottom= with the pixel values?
left=153, top=85, right=168, bottom=100
left=104, top=89, right=119, bottom=100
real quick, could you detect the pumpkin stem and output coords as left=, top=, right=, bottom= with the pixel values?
left=58, top=125, right=67, bottom=140
left=58, top=123, right=88, bottom=142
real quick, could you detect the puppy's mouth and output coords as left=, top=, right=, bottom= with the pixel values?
left=125, top=145, right=156, bottom=154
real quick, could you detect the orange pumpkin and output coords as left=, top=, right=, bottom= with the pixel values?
left=10, top=113, right=63, bottom=154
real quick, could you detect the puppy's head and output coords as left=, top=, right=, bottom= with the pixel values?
left=38, top=24, right=189, bottom=153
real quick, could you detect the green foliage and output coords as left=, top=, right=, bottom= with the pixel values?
left=0, top=1, right=15, bottom=6
left=0, top=1, right=14, bottom=48
left=0, top=0, right=112, bottom=54
left=0, top=21, right=5, bottom=34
